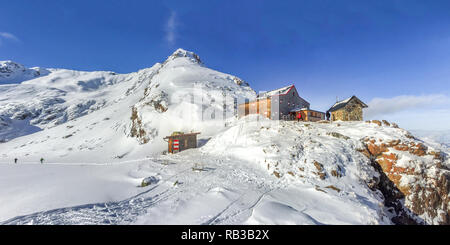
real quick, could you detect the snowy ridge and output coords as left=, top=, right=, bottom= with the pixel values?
left=0, top=66, right=159, bottom=142
left=130, top=49, right=256, bottom=144
left=0, top=49, right=255, bottom=160
left=259, top=84, right=293, bottom=97
left=0, top=61, right=50, bottom=84
left=165, top=48, right=203, bottom=64
left=201, top=117, right=449, bottom=224
left=0, top=116, right=447, bottom=224
left=0, top=50, right=448, bottom=225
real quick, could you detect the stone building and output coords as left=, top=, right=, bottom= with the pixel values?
left=327, top=96, right=368, bottom=121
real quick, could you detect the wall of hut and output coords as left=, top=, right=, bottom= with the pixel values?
left=331, top=100, right=364, bottom=121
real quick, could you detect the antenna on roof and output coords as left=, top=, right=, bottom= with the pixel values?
left=336, top=96, right=338, bottom=102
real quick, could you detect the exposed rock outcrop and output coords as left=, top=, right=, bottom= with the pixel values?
left=130, top=106, right=150, bottom=144
left=361, top=135, right=449, bottom=225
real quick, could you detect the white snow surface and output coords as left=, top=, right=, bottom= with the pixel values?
left=0, top=61, right=50, bottom=84
left=1, top=117, right=423, bottom=225
left=0, top=50, right=447, bottom=225
left=0, top=49, right=255, bottom=161
left=410, top=129, right=450, bottom=150
left=259, top=84, right=293, bottom=97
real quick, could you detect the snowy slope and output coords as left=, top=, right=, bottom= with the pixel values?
left=0, top=154, right=385, bottom=225
left=200, top=117, right=450, bottom=225
left=0, top=65, right=159, bottom=141
left=0, top=119, right=390, bottom=225
left=0, top=61, right=50, bottom=84
left=3, top=118, right=447, bottom=225
left=0, top=49, right=255, bottom=162
left=410, top=129, right=450, bottom=150
left=0, top=50, right=448, bottom=225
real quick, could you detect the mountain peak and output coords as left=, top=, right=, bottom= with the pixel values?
left=0, top=60, right=49, bottom=84
left=166, top=48, right=202, bottom=64
left=0, top=60, right=26, bottom=73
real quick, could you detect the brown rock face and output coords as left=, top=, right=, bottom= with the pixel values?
left=130, top=106, right=150, bottom=144
left=409, top=174, right=449, bottom=221
left=371, top=120, right=382, bottom=126
left=363, top=137, right=449, bottom=225
left=409, top=143, right=427, bottom=157
left=388, top=139, right=401, bottom=147
left=273, top=171, right=281, bottom=178
left=313, top=161, right=327, bottom=180
left=367, top=142, right=389, bottom=156
left=313, top=161, right=324, bottom=171
left=376, top=153, right=398, bottom=173
left=394, top=144, right=409, bottom=151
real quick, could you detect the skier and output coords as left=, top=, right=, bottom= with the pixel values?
left=40, top=158, right=44, bottom=164
left=326, top=111, right=331, bottom=121
left=14, top=158, right=17, bottom=164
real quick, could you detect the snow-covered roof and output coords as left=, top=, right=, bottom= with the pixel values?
left=328, top=96, right=368, bottom=112
left=258, top=85, right=294, bottom=98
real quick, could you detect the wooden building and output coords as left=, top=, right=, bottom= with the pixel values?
left=290, top=108, right=325, bottom=122
left=164, top=132, right=200, bottom=154
left=238, top=85, right=310, bottom=120
left=327, top=96, right=368, bottom=121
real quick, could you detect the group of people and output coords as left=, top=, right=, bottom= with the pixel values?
left=13, top=158, right=44, bottom=164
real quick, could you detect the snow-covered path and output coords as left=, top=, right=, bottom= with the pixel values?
left=0, top=155, right=277, bottom=225
left=0, top=147, right=388, bottom=225
left=2, top=120, right=414, bottom=225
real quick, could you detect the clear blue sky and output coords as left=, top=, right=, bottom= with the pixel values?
left=1, top=0, right=450, bottom=130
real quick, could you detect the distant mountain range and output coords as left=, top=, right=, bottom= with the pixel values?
left=410, top=129, right=450, bottom=149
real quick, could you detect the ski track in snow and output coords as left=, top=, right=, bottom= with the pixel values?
left=1, top=157, right=274, bottom=225
left=1, top=160, right=183, bottom=225
left=3, top=50, right=448, bottom=225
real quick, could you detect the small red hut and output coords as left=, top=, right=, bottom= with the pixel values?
left=164, top=132, right=201, bottom=154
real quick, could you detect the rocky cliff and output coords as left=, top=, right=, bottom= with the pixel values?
left=360, top=120, right=449, bottom=224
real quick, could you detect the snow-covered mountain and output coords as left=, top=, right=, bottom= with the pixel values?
left=0, top=50, right=448, bottom=225
left=410, top=129, right=450, bottom=150
left=0, top=49, right=255, bottom=160
left=0, top=61, right=50, bottom=84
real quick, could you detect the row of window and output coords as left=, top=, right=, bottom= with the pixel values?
left=308, top=111, right=323, bottom=117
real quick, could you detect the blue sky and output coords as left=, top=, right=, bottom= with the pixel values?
left=1, top=0, right=450, bottom=130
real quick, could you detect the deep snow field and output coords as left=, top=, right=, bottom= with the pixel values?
left=0, top=50, right=448, bottom=225
left=6, top=116, right=448, bottom=225
left=1, top=119, right=400, bottom=225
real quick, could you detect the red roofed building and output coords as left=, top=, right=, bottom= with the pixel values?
left=238, top=85, right=311, bottom=120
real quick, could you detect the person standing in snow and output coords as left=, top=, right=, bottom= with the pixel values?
left=297, top=112, right=302, bottom=122
left=14, top=158, right=17, bottom=164
left=326, top=111, right=331, bottom=121
left=40, top=158, right=44, bottom=164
